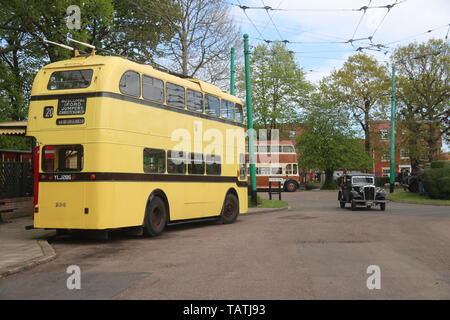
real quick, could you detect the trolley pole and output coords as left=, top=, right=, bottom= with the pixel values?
left=230, top=47, right=235, bottom=95
left=389, top=65, right=396, bottom=193
left=243, top=34, right=257, bottom=205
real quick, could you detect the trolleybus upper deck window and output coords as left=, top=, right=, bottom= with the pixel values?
left=42, top=145, right=83, bottom=172
left=187, top=89, right=203, bottom=113
left=48, top=69, right=93, bottom=90
left=142, top=75, right=164, bottom=102
left=235, top=104, right=244, bottom=122
left=221, top=100, right=235, bottom=120
left=166, top=82, right=185, bottom=108
left=205, top=95, right=220, bottom=117
left=119, top=71, right=141, bottom=97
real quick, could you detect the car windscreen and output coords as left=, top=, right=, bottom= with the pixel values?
left=47, top=69, right=93, bottom=90
left=352, top=177, right=374, bottom=184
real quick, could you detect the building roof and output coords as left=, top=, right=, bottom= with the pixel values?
left=0, top=121, right=27, bottom=135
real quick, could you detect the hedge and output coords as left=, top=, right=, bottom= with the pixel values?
left=375, top=176, right=390, bottom=187
left=430, top=161, right=450, bottom=169
left=423, top=163, right=450, bottom=200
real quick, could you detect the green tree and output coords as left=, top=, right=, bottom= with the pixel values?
left=238, top=42, right=312, bottom=136
left=392, top=39, right=450, bottom=169
left=320, top=53, right=390, bottom=154
left=0, top=0, right=178, bottom=148
left=296, top=96, right=373, bottom=189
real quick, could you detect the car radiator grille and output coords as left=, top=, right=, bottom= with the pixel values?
left=364, top=186, right=375, bottom=200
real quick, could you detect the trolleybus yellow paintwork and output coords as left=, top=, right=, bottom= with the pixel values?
left=26, top=54, right=247, bottom=235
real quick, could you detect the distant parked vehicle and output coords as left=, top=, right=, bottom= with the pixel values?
left=338, top=174, right=387, bottom=211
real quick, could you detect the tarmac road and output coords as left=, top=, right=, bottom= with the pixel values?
left=1, top=190, right=449, bottom=299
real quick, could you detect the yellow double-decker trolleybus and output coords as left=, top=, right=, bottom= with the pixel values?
left=27, top=49, right=248, bottom=237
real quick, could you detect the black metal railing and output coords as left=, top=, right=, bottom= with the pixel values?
left=0, top=162, right=33, bottom=199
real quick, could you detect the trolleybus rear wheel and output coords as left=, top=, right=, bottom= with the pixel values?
left=144, top=196, right=167, bottom=236
left=219, top=193, right=239, bottom=224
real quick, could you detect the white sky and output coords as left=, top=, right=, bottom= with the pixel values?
left=230, top=0, right=450, bottom=83
left=230, top=0, right=449, bottom=151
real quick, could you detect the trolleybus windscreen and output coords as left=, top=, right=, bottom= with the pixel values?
left=47, top=69, right=93, bottom=90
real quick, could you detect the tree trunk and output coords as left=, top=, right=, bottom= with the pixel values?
left=364, top=108, right=371, bottom=154
left=322, top=169, right=336, bottom=190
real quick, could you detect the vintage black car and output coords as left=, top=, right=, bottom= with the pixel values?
left=337, top=174, right=387, bottom=211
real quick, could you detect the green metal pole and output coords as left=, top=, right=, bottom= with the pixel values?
left=243, top=34, right=257, bottom=205
left=230, top=47, right=235, bottom=95
left=389, top=65, right=396, bottom=193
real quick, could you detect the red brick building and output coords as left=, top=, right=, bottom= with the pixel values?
left=370, top=120, right=444, bottom=177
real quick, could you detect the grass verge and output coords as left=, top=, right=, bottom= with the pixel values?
left=388, top=190, right=450, bottom=205
left=248, top=195, right=289, bottom=209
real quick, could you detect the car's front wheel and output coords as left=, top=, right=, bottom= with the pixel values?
left=380, top=203, right=386, bottom=211
left=340, top=201, right=346, bottom=208
left=351, top=200, right=357, bottom=211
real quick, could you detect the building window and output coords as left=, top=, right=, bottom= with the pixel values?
left=167, top=150, right=186, bottom=174
left=257, top=145, right=268, bottom=153
left=166, top=82, right=185, bottom=108
left=187, top=89, right=203, bottom=113
left=143, top=148, right=165, bottom=173
left=42, top=145, right=83, bottom=172
left=205, top=95, right=220, bottom=117
left=382, top=168, right=390, bottom=177
left=380, top=129, right=389, bottom=141
left=400, top=148, right=410, bottom=159
left=381, top=152, right=390, bottom=162
left=282, top=145, right=295, bottom=153
left=188, top=153, right=204, bottom=174
left=206, top=154, right=221, bottom=175
left=235, top=104, right=244, bottom=122
left=119, top=71, right=140, bottom=97
left=269, top=145, right=281, bottom=153
left=142, top=75, right=164, bottom=102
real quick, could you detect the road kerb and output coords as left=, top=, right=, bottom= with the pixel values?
left=0, top=237, right=56, bottom=279
left=247, top=206, right=290, bottom=214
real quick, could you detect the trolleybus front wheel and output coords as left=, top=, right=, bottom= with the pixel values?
left=219, top=193, right=239, bottom=224
left=144, top=196, right=167, bottom=236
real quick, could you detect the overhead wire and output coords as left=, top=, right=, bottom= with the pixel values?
left=261, top=0, right=284, bottom=40
left=350, top=0, right=372, bottom=42
left=231, top=0, right=407, bottom=12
